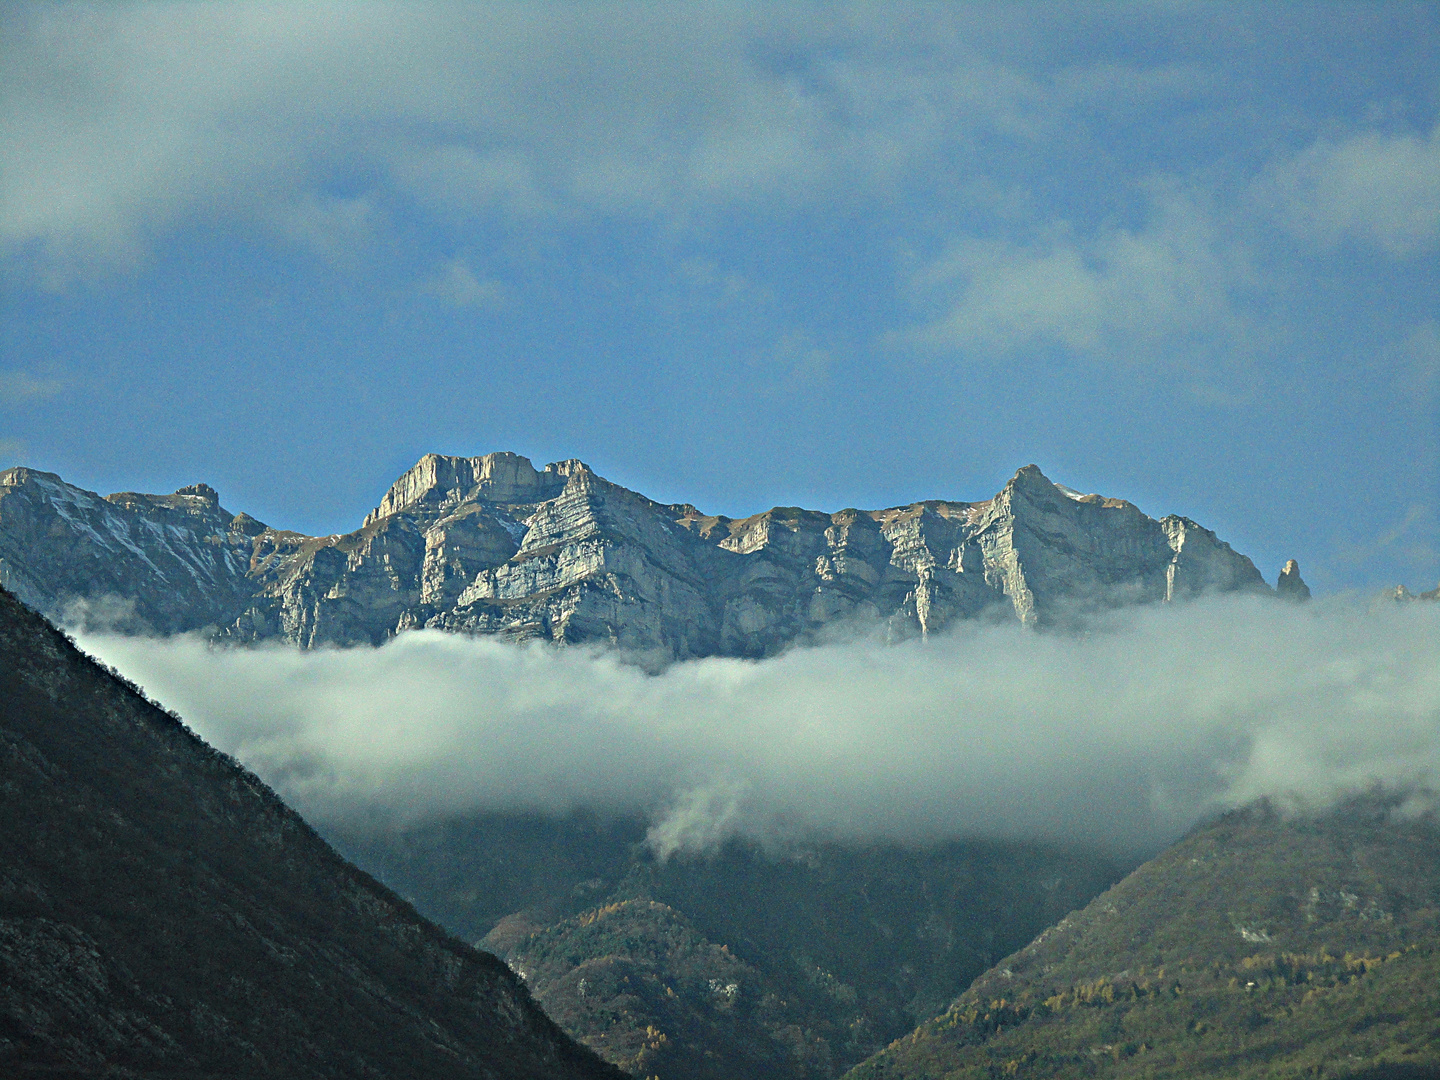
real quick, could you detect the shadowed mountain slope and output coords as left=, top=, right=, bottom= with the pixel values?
left=0, top=585, right=628, bottom=1080
left=0, top=456, right=1280, bottom=658
left=332, top=814, right=1127, bottom=1080
left=844, top=801, right=1440, bottom=1080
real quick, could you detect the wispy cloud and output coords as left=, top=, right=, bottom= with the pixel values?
left=0, top=370, right=65, bottom=404
left=0, top=5, right=1256, bottom=267
left=893, top=184, right=1260, bottom=375
left=1257, top=124, right=1440, bottom=256
left=758, top=329, right=835, bottom=395
left=264, top=193, right=382, bottom=265
left=417, top=257, right=506, bottom=310
left=78, top=596, right=1440, bottom=857
left=0, top=4, right=858, bottom=257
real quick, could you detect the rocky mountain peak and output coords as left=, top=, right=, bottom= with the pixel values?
left=228, top=511, right=269, bottom=537
left=365, top=451, right=574, bottom=526
left=0, top=467, right=83, bottom=504
left=545, top=457, right=591, bottom=479
left=1006, top=463, right=1055, bottom=496
left=1390, top=581, right=1439, bottom=602
left=1276, top=558, right=1312, bottom=602
left=553, top=459, right=600, bottom=493
left=0, top=455, right=1288, bottom=656
left=997, top=463, right=1132, bottom=516
left=174, top=482, right=219, bottom=504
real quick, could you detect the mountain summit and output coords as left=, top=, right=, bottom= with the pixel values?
left=0, top=456, right=1282, bottom=657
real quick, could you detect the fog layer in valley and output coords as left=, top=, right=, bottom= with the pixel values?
left=77, top=596, right=1440, bottom=856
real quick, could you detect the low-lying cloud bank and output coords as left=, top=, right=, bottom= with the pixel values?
left=76, top=595, right=1440, bottom=855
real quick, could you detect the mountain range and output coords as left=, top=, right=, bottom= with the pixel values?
left=5, top=453, right=1436, bottom=1079
left=0, top=454, right=1291, bottom=659
left=7, top=580, right=1436, bottom=1079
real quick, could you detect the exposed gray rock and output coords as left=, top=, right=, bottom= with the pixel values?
left=1276, top=559, right=1312, bottom=602
left=0, top=456, right=1278, bottom=658
left=963, top=465, right=1268, bottom=626
left=363, top=452, right=572, bottom=526
left=0, top=468, right=257, bottom=634
left=1390, top=581, right=1440, bottom=602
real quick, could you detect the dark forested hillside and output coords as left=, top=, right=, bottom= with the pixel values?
left=845, top=800, right=1440, bottom=1079
left=0, top=585, right=626, bottom=1080
left=331, top=814, right=1127, bottom=1078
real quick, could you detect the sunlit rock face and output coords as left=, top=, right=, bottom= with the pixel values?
left=965, top=465, right=1269, bottom=625
left=0, top=455, right=1278, bottom=658
left=0, top=467, right=259, bottom=635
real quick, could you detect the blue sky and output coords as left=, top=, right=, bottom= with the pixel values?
left=2, top=2, right=1436, bottom=594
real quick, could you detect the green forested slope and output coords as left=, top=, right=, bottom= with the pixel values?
left=846, top=802, right=1440, bottom=1080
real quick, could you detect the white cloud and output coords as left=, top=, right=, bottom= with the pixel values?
left=394, top=145, right=548, bottom=219
left=762, top=329, right=834, bottom=394
left=0, top=4, right=1235, bottom=266
left=0, top=3, right=845, bottom=256
left=897, top=185, right=1257, bottom=364
left=1258, top=125, right=1440, bottom=256
left=77, top=595, right=1440, bottom=856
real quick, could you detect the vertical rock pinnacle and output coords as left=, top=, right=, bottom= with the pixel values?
left=1276, top=559, right=1311, bottom=602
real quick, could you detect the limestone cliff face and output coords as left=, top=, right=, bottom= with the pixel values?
left=0, top=455, right=1279, bottom=657
left=964, top=466, right=1269, bottom=624
left=0, top=468, right=258, bottom=634
left=364, top=452, right=572, bottom=526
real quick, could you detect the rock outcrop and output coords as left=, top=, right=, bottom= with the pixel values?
left=1, top=455, right=1280, bottom=658
left=1275, top=558, right=1312, bottom=602
left=1391, top=582, right=1440, bottom=602
left=0, top=468, right=259, bottom=634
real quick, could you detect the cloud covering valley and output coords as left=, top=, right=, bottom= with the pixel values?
left=76, top=594, right=1440, bottom=857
